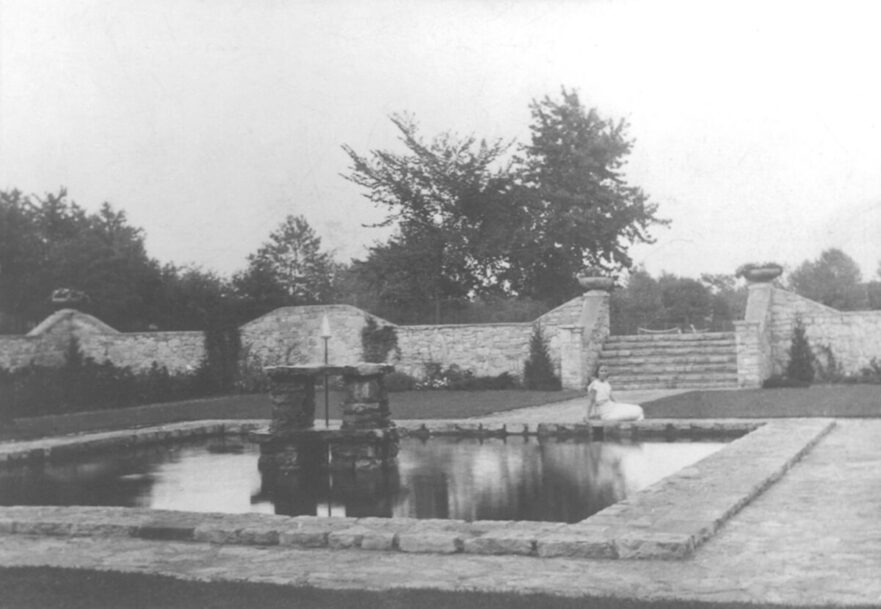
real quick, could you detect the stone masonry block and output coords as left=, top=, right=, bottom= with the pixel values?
left=345, top=378, right=386, bottom=403
left=614, top=532, right=695, bottom=560
left=328, top=526, right=371, bottom=549
left=463, top=530, right=535, bottom=556
left=397, top=531, right=462, bottom=554
left=360, top=530, right=397, bottom=551
left=69, top=522, right=139, bottom=538
left=279, top=528, right=329, bottom=548
left=536, top=532, right=616, bottom=559
left=193, top=524, right=241, bottom=544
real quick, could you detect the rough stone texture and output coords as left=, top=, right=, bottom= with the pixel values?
left=739, top=285, right=881, bottom=382
left=241, top=305, right=378, bottom=369
left=395, top=323, right=533, bottom=380
left=268, top=376, right=317, bottom=432
left=1, top=296, right=608, bottom=392
left=579, top=291, right=611, bottom=388
left=0, top=417, right=832, bottom=561
left=2, top=419, right=880, bottom=605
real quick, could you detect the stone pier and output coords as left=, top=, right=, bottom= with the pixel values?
left=257, top=363, right=399, bottom=476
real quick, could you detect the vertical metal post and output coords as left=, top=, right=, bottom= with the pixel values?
left=323, top=336, right=329, bottom=428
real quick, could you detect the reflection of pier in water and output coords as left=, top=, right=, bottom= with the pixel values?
left=252, top=436, right=639, bottom=523
left=253, top=362, right=401, bottom=516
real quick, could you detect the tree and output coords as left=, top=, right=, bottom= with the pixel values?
left=343, top=114, right=520, bottom=313
left=234, top=214, right=337, bottom=315
left=788, top=248, right=867, bottom=310
left=657, top=274, right=713, bottom=330
left=342, top=89, right=668, bottom=311
left=786, top=317, right=814, bottom=385
left=610, top=267, right=663, bottom=334
left=523, top=325, right=560, bottom=390
left=504, top=88, right=668, bottom=303
left=699, top=273, right=747, bottom=331
left=0, top=188, right=165, bottom=332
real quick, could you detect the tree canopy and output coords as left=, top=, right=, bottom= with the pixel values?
left=343, top=88, right=668, bottom=312
left=0, top=189, right=164, bottom=331
left=787, top=248, right=867, bottom=310
left=233, top=214, right=338, bottom=317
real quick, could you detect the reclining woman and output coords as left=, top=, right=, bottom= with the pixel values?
left=586, top=365, right=644, bottom=422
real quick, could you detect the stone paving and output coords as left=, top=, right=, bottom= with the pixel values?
left=1, top=396, right=880, bottom=604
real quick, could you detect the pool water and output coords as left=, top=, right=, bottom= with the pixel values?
left=0, top=437, right=725, bottom=523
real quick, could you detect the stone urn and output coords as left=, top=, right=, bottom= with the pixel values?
left=577, top=272, right=615, bottom=291
left=737, top=263, right=783, bottom=283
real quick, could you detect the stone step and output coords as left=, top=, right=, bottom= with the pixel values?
left=599, top=352, right=736, bottom=364
left=612, top=378, right=740, bottom=391
left=601, top=340, right=735, bottom=352
left=605, top=332, right=735, bottom=343
left=599, top=363, right=737, bottom=376
left=607, top=371, right=738, bottom=386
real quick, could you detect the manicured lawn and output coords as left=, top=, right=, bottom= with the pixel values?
left=644, top=384, right=881, bottom=419
left=0, top=567, right=870, bottom=609
left=0, top=389, right=582, bottom=442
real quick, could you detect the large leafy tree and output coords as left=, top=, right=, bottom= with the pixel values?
left=788, top=248, right=867, bottom=310
left=610, top=267, right=663, bottom=334
left=343, top=114, right=519, bottom=314
left=0, top=188, right=164, bottom=331
left=505, top=88, right=667, bottom=303
left=233, top=214, right=337, bottom=316
left=342, top=89, right=667, bottom=313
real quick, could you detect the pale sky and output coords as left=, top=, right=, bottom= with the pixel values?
left=3, top=0, right=881, bottom=281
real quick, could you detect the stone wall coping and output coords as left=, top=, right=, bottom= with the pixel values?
left=399, top=322, right=532, bottom=330
left=264, top=363, right=395, bottom=378
left=0, top=417, right=834, bottom=561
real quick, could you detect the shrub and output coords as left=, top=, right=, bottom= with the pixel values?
left=361, top=317, right=399, bottom=363
left=762, top=374, right=809, bottom=389
left=855, top=358, right=881, bottom=384
left=813, top=344, right=845, bottom=383
left=786, top=317, right=814, bottom=385
left=413, top=363, right=519, bottom=391
left=523, top=325, right=561, bottom=391
left=384, top=371, right=418, bottom=392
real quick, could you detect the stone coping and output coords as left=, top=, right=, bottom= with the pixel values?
left=0, top=418, right=835, bottom=560
left=264, top=363, right=394, bottom=378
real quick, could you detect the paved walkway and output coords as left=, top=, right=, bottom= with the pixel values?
left=469, top=389, right=692, bottom=424
left=1, top=398, right=880, bottom=605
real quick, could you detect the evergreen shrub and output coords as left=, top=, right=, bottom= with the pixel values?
left=523, top=325, right=561, bottom=391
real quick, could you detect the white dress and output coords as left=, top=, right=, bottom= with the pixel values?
left=587, top=379, right=644, bottom=422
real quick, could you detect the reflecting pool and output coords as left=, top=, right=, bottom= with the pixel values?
left=0, top=437, right=725, bottom=523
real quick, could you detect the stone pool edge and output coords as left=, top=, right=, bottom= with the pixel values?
left=0, top=418, right=835, bottom=561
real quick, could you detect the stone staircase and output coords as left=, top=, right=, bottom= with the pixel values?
left=597, top=331, right=739, bottom=391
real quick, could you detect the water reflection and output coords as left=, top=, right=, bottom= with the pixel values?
left=0, top=437, right=724, bottom=523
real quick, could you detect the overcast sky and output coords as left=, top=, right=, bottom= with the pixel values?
left=3, top=0, right=881, bottom=282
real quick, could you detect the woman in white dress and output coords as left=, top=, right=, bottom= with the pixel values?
left=586, top=365, right=644, bottom=422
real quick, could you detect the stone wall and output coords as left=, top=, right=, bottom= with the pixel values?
left=738, top=284, right=881, bottom=384
left=395, top=323, right=533, bottom=379
left=240, top=305, right=384, bottom=370
left=0, top=295, right=606, bottom=389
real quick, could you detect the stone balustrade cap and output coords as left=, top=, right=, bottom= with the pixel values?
left=264, top=363, right=395, bottom=378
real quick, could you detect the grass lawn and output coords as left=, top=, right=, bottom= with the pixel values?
left=0, top=567, right=871, bottom=609
left=644, top=384, right=881, bottom=418
left=0, top=389, right=582, bottom=442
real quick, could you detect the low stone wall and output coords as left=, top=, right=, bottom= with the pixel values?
left=0, top=335, right=63, bottom=369
left=85, top=332, right=205, bottom=374
left=240, top=305, right=381, bottom=369
left=0, top=295, right=607, bottom=389
left=0, top=418, right=835, bottom=560
left=740, top=284, right=881, bottom=382
left=395, top=323, right=533, bottom=379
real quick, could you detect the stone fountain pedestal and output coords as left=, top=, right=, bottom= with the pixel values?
left=255, top=363, right=398, bottom=475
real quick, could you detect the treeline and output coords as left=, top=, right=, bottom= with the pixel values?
left=3, top=186, right=881, bottom=338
